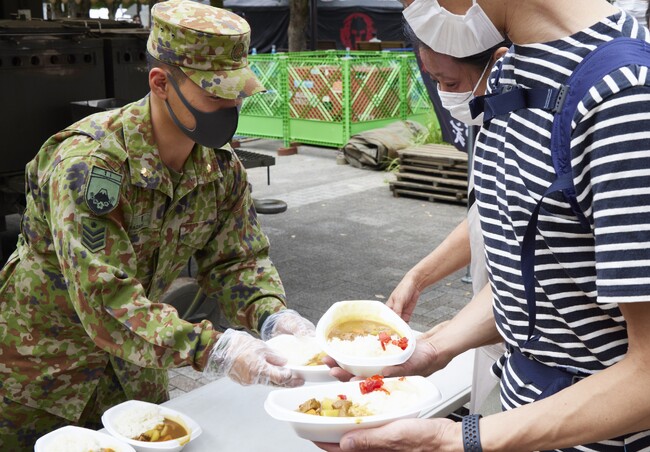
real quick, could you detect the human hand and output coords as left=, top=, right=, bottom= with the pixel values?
left=321, top=355, right=359, bottom=382
left=204, top=329, right=303, bottom=386
left=381, top=338, right=443, bottom=378
left=323, top=338, right=443, bottom=381
left=260, top=309, right=316, bottom=340
left=418, top=320, right=450, bottom=341
left=314, top=418, right=457, bottom=451
left=386, top=275, right=421, bottom=322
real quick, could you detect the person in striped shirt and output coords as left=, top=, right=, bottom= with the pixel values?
left=317, top=0, right=650, bottom=451
left=386, top=20, right=508, bottom=416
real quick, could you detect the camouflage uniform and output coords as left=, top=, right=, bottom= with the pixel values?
left=146, top=0, right=265, bottom=99
left=0, top=1, right=284, bottom=449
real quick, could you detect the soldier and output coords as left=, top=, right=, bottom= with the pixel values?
left=0, top=1, right=314, bottom=450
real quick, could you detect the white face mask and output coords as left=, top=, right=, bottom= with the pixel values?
left=403, top=0, right=503, bottom=58
left=436, top=60, right=490, bottom=126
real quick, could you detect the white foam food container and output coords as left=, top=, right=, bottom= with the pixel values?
left=316, top=300, right=416, bottom=377
left=266, top=334, right=336, bottom=383
left=102, top=400, right=202, bottom=452
left=264, top=375, right=442, bottom=443
left=35, top=425, right=135, bottom=452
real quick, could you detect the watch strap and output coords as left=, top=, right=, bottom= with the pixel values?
left=462, top=414, right=483, bottom=452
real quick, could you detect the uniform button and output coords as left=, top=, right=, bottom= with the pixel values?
left=141, top=168, right=149, bottom=178
left=206, top=164, right=212, bottom=172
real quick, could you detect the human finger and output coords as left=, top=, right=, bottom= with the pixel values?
left=321, top=356, right=357, bottom=382
left=264, top=362, right=303, bottom=387
left=314, top=442, right=344, bottom=451
left=338, top=419, right=443, bottom=451
left=314, top=441, right=342, bottom=452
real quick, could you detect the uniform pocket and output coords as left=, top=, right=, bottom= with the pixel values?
left=179, top=221, right=215, bottom=251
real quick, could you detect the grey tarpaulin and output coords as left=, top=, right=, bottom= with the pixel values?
left=342, top=120, right=428, bottom=170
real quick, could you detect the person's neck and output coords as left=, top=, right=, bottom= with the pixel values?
left=489, top=0, right=619, bottom=45
left=150, top=94, right=194, bottom=173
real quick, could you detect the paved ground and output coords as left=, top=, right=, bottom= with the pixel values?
left=168, top=139, right=473, bottom=398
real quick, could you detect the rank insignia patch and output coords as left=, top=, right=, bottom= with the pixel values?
left=85, top=166, right=122, bottom=215
left=82, top=217, right=107, bottom=253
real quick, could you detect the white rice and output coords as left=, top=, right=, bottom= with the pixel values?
left=327, top=334, right=405, bottom=357
left=47, top=432, right=123, bottom=452
left=349, top=378, right=420, bottom=415
left=112, top=404, right=165, bottom=439
left=267, top=334, right=324, bottom=366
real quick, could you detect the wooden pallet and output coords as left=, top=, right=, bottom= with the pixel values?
left=389, top=144, right=468, bottom=204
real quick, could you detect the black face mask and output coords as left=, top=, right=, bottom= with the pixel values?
left=164, top=73, right=239, bottom=149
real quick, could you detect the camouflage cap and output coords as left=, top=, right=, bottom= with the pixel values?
left=147, top=0, right=265, bottom=99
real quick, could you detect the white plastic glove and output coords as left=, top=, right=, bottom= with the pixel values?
left=260, top=309, right=316, bottom=341
left=204, top=329, right=303, bottom=387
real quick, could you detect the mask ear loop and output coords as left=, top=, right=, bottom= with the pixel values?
left=471, top=58, right=492, bottom=97
left=165, top=72, right=199, bottom=133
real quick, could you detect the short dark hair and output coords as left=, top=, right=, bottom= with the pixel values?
left=403, top=19, right=511, bottom=70
left=146, top=52, right=186, bottom=84
left=457, top=40, right=511, bottom=70
left=402, top=20, right=420, bottom=51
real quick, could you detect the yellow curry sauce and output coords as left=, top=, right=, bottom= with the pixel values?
left=327, top=319, right=397, bottom=341
left=135, top=417, right=188, bottom=443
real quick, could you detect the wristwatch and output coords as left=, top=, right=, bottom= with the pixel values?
left=462, top=414, right=483, bottom=452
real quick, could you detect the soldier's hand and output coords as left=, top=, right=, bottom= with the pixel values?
left=260, top=309, right=316, bottom=340
left=204, top=329, right=304, bottom=387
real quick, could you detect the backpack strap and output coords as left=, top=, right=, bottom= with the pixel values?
left=551, top=38, right=650, bottom=213
left=521, top=37, right=650, bottom=343
left=470, top=85, right=566, bottom=123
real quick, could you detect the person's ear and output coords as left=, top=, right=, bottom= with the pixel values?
left=149, top=68, right=169, bottom=100
left=492, top=46, right=508, bottom=62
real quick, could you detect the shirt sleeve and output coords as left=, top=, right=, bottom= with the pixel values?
left=46, top=150, right=220, bottom=372
left=192, top=153, right=287, bottom=334
left=573, top=77, right=650, bottom=305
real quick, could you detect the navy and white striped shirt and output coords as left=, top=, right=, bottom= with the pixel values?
left=475, top=11, right=650, bottom=451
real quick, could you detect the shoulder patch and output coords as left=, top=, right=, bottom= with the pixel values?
left=81, top=217, right=107, bottom=253
left=85, top=166, right=122, bottom=215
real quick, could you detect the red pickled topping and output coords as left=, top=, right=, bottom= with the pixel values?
left=378, top=332, right=408, bottom=351
left=378, top=332, right=391, bottom=351
left=394, top=336, right=409, bottom=350
left=359, top=375, right=390, bottom=395
left=337, top=394, right=347, bottom=400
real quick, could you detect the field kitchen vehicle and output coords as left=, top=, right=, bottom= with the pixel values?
left=0, top=16, right=149, bottom=262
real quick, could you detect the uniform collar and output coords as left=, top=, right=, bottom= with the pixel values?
left=122, top=95, right=228, bottom=196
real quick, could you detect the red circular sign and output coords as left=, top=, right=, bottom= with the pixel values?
left=340, top=13, right=376, bottom=50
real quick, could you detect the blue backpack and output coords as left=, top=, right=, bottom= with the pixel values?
left=470, top=37, right=650, bottom=398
